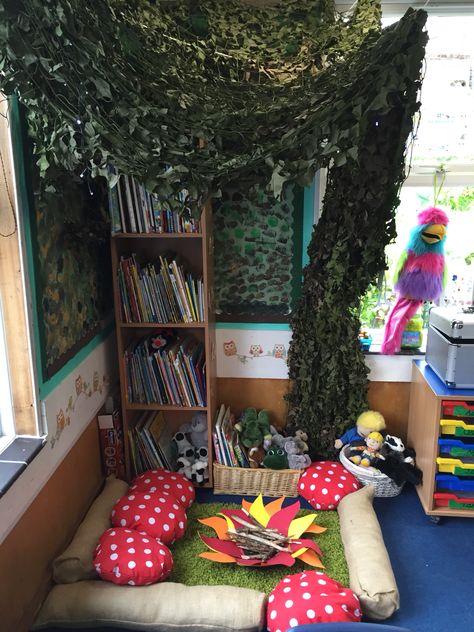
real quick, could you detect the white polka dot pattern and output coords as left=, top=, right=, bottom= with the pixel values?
left=266, top=570, right=361, bottom=632
left=93, top=527, right=173, bottom=586
left=130, top=469, right=195, bottom=509
left=298, top=461, right=360, bottom=510
left=111, top=490, right=187, bottom=544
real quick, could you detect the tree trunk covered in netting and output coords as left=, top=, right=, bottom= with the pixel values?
left=286, top=38, right=428, bottom=459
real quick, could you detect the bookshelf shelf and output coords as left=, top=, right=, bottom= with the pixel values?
left=113, top=232, right=202, bottom=239
left=119, top=322, right=206, bottom=329
left=126, top=403, right=208, bottom=412
left=111, top=201, right=216, bottom=484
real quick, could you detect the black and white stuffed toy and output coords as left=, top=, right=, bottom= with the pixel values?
left=375, top=434, right=422, bottom=486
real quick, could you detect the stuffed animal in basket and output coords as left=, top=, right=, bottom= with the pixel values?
left=234, top=408, right=272, bottom=449
left=248, top=445, right=265, bottom=469
left=349, top=431, right=385, bottom=468
left=381, top=206, right=449, bottom=355
left=376, top=435, right=422, bottom=486
left=334, top=410, right=386, bottom=450
left=263, top=446, right=289, bottom=469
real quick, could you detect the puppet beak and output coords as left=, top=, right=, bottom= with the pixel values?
left=421, top=223, right=446, bottom=244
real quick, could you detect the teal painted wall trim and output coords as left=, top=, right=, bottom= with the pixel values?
left=39, top=323, right=115, bottom=399
left=302, top=178, right=316, bottom=268
left=216, top=322, right=290, bottom=331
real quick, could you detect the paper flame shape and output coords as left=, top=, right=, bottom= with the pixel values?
left=198, top=495, right=326, bottom=568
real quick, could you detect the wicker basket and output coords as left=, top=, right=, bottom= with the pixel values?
left=213, top=463, right=301, bottom=497
left=339, top=446, right=404, bottom=498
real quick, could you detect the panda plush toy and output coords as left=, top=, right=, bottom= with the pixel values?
left=375, top=434, right=422, bottom=486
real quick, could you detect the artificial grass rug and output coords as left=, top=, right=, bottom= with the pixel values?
left=169, top=502, right=349, bottom=594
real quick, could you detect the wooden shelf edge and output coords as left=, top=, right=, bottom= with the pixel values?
left=112, top=232, right=202, bottom=239
left=119, top=322, right=206, bottom=328
left=125, top=404, right=208, bottom=411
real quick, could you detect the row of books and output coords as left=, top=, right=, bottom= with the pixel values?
left=128, top=411, right=175, bottom=476
left=109, top=173, right=200, bottom=234
left=212, top=404, right=249, bottom=468
left=118, top=254, right=205, bottom=324
left=125, top=332, right=206, bottom=407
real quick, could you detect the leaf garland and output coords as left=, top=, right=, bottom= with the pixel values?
left=0, top=0, right=428, bottom=457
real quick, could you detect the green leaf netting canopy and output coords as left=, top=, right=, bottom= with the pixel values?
left=0, top=0, right=428, bottom=456
left=2, top=0, right=421, bottom=201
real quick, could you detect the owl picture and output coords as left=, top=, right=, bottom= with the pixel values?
left=272, top=343, right=287, bottom=359
left=249, top=344, right=263, bottom=357
left=223, top=340, right=237, bottom=356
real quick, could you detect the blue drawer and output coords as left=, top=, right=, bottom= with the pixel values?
left=438, top=438, right=474, bottom=458
left=436, top=474, right=474, bottom=492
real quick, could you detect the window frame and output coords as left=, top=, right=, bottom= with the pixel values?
left=0, top=96, right=40, bottom=441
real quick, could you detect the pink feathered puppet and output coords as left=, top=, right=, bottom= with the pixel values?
left=381, top=207, right=449, bottom=355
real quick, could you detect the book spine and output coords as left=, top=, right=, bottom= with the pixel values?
left=124, top=176, right=138, bottom=233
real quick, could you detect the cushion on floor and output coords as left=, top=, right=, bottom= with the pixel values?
left=267, top=570, right=361, bottom=632
left=53, top=476, right=129, bottom=584
left=298, top=461, right=361, bottom=510
left=31, top=580, right=267, bottom=632
left=93, top=527, right=173, bottom=586
left=337, top=484, right=400, bottom=620
left=131, top=469, right=195, bottom=509
left=111, top=490, right=187, bottom=544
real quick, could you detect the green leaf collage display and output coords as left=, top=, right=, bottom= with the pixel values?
left=0, top=0, right=427, bottom=456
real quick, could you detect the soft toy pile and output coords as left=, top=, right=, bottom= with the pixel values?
left=93, top=469, right=194, bottom=586
left=172, top=413, right=209, bottom=484
left=235, top=408, right=311, bottom=470
left=334, top=411, right=422, bottom=487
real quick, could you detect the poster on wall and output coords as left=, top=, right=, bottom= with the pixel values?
left=29, top=167, right=113, bottom=380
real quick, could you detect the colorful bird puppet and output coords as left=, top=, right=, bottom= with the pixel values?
left=381, top=206, right=449, bottom=355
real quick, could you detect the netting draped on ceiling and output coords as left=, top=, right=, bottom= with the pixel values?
left=1, top=0, right=416, bottom=202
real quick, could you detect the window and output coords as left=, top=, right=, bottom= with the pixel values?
left=0, top=96, right=39, bottom=441
left=360, top=13, right=474, bottom=353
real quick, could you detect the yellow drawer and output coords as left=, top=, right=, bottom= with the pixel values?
left=439, top=419, right=474, bottom=437
left=436, top=457, right=474, bottom=476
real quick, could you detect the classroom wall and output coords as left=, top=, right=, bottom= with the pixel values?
left=0, top=332, right=117, bottom=632
left=215, top=326, right=419, bottom=440
left=0, top=420, right=103, bottom=632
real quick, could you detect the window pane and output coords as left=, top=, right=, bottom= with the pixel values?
left=413, top=16, right=474, bottom=165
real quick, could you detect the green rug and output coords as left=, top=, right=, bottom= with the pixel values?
left=169, top=502, right=349, bottom=594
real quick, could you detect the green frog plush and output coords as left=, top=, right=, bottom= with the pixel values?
left=234, top=407, right=272, bottom=449
left=263, top=447, right=289, bottom=469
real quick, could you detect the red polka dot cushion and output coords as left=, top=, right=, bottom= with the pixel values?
left=93, top=527, right=173, bottom=586
left=298, top=461, right=360, bottom=510
left=111, top=491, right=187, bottom=544
left=267, top=570, right=362, bottom=631
left=131, top=469, right=195, bottom=509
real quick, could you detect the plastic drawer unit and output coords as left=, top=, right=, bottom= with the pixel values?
left=436, top=457, right=474, bottom=476
left=438, top=438, right=474, bottom=458
left=439, top=419, right=474, bottom=437
left=433, top=492, right=474, bottom=509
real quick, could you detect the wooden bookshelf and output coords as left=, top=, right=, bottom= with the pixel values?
left=111, top=202, right=216, bottom=485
